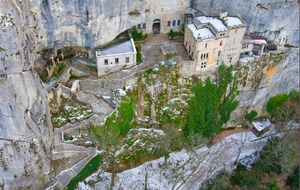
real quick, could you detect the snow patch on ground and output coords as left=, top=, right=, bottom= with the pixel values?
left=78, top=129, right=273, bottom=190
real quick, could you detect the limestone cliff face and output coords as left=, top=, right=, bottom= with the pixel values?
left=0, top=0, right=53, bottom=189
left=0, top=0, right=299, bottom=188
left=192, top=0, right=299, bottom=46
left=38, top=0, right=189, bottom=49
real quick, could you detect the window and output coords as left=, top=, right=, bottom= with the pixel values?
left=172, top=20, right=176, bottom=26
left=235, top=29, right=238, bottom=34
left=242, top=45, right=248, bottom=49
left=216, top=60, right=220, bottom=65
left=220, top=41, right=223, bottom=46
left=142, top=23, right=146, bottom=29
left=218, top=51, right=221, bottom=57
left=126, top=57, right=130, bottom=63
left=167, top=21, right=171, bottom=27
left=205, top=43, right=208, bottom=48
left=137, top=24, right=141, bottom=29
left=201, top=62, right=206, bottom=68
left=177, top=20, right=181, bottom=26
left=104, top=59, right=108, bottom=65
left=229, top=57, right=232, bottom=63
left=115, top=58, right=119, bottom=64
left=201, top=53, right=209, bottom=59
left=220, top=33, right=225, bottom=37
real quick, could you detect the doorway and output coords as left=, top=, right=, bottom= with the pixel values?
left=152, top=18, right=161, bottom=33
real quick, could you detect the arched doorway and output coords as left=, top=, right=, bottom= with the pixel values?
left=152, top=18, right=161, bottom=33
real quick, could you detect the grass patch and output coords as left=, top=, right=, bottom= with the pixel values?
left=65, top=154, right=103, bottom=190
left=51, top=62, right=67, bottom=80
left=92, top=96, right=135, bottom=149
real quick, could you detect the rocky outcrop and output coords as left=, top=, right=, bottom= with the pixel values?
left=0, top=0, right=53, bottom=189
left=192, top=0, right=299, bottom=46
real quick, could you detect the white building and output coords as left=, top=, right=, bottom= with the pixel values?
left=96, top=38, right=137, bottom=77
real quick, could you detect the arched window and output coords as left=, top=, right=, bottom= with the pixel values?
left=167, top=21, right=171, bottom=27
left=177, top=20, right=181, bottom=26
left=172, top=20, right=176, bottom=26
left=142, top=23, right=146, bottom=29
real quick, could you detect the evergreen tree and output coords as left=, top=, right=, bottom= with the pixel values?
left=186, top=64, right=239, bottom=138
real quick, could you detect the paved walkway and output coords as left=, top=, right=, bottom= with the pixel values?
left=50, top=89, right=115, bottom=189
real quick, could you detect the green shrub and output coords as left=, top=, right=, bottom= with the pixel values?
left=132, top=30, right=147, bottom=41
left=266, top=93, right=289, bottom=118
left=230, top=163, right=260, bottom=188
left=136, top=45, right=142, bottom=63
left=57, top=49, right=62, bottom=56
left=245, top=110, right=258, bottom=122
left=288, top=89, right=300, bottom=100
left=145, top=68, right=153, bottom=75
left=167, top=29, right=183, bottom=39
left=287, top=166, right=299, bottom=190
left=168, top=29, right=175, bottom=38
left=65, top=154, right=103, bottom=190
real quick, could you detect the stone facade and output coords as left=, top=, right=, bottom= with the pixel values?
left=133, top=10, right=186, bottom=34
left=184, top=12, right=246, bottom=74
left=96, top=38, right=137, bottom=77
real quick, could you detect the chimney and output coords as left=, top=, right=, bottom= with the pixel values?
left=219, top=11, right=228, bottom=19
left=224, top=18, right=228, bottom=25
left=96, top=50, right=101, bottom=56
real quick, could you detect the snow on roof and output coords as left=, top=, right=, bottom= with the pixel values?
left=225, top=17, right=243, bottom=27
left=98, top=39, right=135, bottom=56
left=252, top=119, right=271, bottom=132
left=195, top=16, right=228, bottom=32
left=187, top=23, right=215, bottom=40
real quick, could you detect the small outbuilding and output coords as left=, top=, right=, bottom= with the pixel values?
left=95, top=38, right=137, bottom=77
left=247, top=118, right=271, bottom=136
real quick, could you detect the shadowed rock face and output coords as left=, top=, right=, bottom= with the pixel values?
left=0, top=0, right=298, bottom=188
left=192, top=0, right=299, bottom=46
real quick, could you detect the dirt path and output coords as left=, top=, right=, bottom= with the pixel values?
left=209, top=127, right=248, bottom=146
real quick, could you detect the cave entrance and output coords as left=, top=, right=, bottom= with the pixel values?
left=152, top=18, right=161, bottom=33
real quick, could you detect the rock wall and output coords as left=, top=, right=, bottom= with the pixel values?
left=192, top=0, right=299, bottom=46
left=33, top=0, right=189, bottom=50
left=229, top=48, right=299, bottom=127
left=0, top=0, right=53, bottom=189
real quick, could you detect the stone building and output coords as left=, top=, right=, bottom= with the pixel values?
left=133, top=8, right=191, bottom=34
left=240, top=34, right=268, bottom=57
left=95, top=38, right=137, bottom=77
left=184, top=12, right=246, bottom=74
